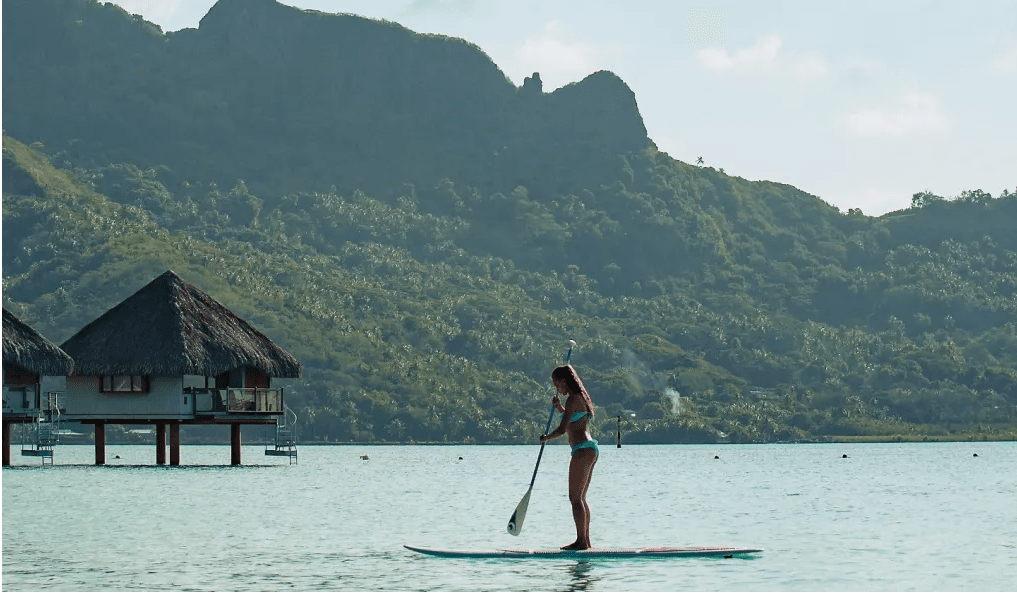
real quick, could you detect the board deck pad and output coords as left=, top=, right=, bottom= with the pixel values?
left=404, top=545, right=762, bottom=558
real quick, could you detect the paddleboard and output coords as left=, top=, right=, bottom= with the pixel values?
left=404, top=545, right=762, bottom=558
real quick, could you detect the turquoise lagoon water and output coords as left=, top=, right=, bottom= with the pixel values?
left=2, top=442, right=1015, bottom=591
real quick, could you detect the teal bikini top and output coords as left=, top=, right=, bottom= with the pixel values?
left=570, top=410, right=589, bottom=422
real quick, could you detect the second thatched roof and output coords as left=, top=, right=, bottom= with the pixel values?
left=2, top=307, right=75, bottom=375
left=60, top=270, right=301, bottom=378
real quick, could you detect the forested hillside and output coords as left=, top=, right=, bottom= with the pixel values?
left=3, top=0, right=1016, bottom=443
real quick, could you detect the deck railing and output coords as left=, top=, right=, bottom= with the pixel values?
left=2, top=386, right=37, bottom=414
left=3, top=388, right=60, bottom=417
left=190, top=388, right=283, bottom=414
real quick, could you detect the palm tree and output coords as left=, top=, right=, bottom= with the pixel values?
left=696, top=157, right=704, bottom=166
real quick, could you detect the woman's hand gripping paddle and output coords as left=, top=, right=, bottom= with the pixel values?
left=507, top=340, right=575, bottom=535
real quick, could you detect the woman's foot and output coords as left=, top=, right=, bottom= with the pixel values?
left=561, top=541, right=591, bottom=550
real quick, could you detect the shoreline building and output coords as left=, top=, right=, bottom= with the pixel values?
left=59, top=270, right=301, bottom=465
left=2, top=307, right=75, bottom=465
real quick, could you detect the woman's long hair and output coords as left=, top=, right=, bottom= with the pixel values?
left=551, top=364, right=594, bottom=419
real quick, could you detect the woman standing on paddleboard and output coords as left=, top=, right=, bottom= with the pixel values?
left=540, top=364, right=598, bottom=550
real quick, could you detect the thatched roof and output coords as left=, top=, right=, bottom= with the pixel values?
left=60, top=270, right=301, bottom=378
left=3, top=307, right=74, bottom=375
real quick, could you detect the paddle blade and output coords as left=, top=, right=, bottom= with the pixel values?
left=506, top=488, right=532, bottom=535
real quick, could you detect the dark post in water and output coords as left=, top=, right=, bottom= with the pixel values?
left=231, top=424, right=242, bottom=466
left=617, top=415, right=621, bottom=448
left=156, top=422, right=166, bottom=465
left=2, top=422, right=10, bottom=466
left=170, top=423, right=180, bottom=466
left=94, top=423, right=106, bottom=465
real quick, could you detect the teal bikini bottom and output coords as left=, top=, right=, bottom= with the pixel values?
left=571, top=439, right=599, bottom=457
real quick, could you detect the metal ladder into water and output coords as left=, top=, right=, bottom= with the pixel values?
left=21, top=392, right=61, bottom=465
left=265, top=405, right=298, bottom=464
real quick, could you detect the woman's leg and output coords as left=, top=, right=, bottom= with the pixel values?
left=579, top=450, right=596, bottom=547
left=563, top=448, right=597, bottom=549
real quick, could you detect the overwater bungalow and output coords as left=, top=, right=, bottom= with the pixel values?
left=2, top=306, right=75, bottom=466
left=59, top=270, right=301, bottom=465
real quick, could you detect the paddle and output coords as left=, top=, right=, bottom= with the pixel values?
left=507, top=340, right=575, bottom=535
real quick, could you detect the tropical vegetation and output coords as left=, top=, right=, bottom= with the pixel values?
left=3, top=0, right=1015, bottom=444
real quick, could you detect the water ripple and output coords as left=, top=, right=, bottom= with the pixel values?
left=3, top=442, right=1016, bottom=590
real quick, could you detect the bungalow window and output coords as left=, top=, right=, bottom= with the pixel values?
left=101, top=375, right=148, bottom=393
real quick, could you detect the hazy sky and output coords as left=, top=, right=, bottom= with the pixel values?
left=114, top=0, right=1015, bottom=215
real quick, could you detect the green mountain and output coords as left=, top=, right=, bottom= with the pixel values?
left=3, top=0, right=646, bottom=202
left=3, top=0, right=1016, bottom=443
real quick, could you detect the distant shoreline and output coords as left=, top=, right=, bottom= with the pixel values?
left=818, top=433, right=1017, bottom=444
left=54, top=435, right=1017, bottom=447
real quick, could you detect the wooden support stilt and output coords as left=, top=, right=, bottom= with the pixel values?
left=95, top=424, right=106, bottom=465
left=169, top=423, right=180, bottom=466
left=156, top=422, right=167, bottom=465
left=231, top=424, right=241, bottom=466
left=3, top=422, right=11, bottom=467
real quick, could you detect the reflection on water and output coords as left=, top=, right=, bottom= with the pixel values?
left=565, top=559, right=598, bottom=591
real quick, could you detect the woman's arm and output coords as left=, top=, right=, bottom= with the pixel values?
left=540, top=395, right=573, bottom=442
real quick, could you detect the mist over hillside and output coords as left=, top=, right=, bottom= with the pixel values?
left=3, top=0, right=1016, bottom=444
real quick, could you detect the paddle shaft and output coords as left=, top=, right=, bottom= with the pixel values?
left=527, top=344, right=572, bottom=488
left=527, top=404, right=556, bottom=489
